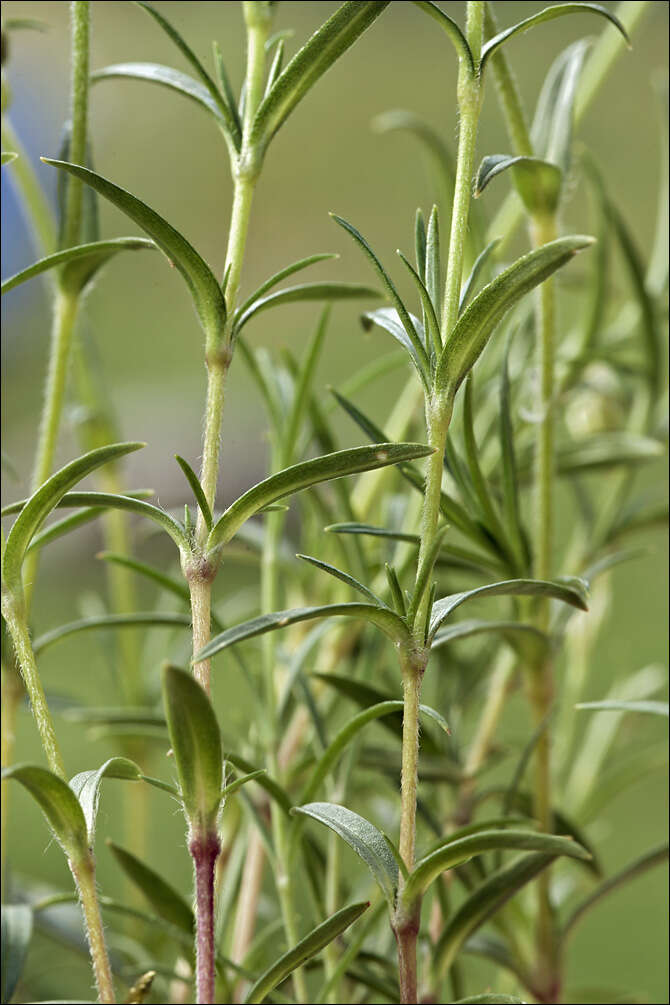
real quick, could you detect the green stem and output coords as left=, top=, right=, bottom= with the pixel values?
left=440, top=2, right=483, bottom=343
left=1, top=592, right=65, bottom=778
left=483, top=2, right=532, bottom=158
left=61, top=1, right=90, bottom=251
left=0, top=119, right=57, bottom=256
left=71, top=853, right=117, bottom=1004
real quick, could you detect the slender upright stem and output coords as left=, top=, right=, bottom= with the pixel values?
left=71, top=854, right=117, bottom=1004
left=1, top=594, right=65, bottom=779
left=61, top=1, right=90, bottom=251
left=191, top=832, right=221, bottom=1005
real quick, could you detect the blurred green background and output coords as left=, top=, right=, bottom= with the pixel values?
left=1, top=2, right=668, bottom=1002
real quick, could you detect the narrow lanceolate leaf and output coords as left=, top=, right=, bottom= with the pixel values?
left=235, top=253, right=337, bottom=320
left=532, top=40, right=590, bottom=174
left=411, top=2, right=474, bottom=75
left=92, top=63, right=231, bottom=131
left=563, top=843, right=669, bottom=938
left=69, top=757, right=145, bottom=844
left=576, top=700, right=669, bottom=717
left=221, top=769, right=266, bottom=800
left=433, top=853, right=558, bottom=978
left=207, top=442, right=432, bottom=549
left=429, top=577, right=588, bottom=638
left=480, top=3, right=629, bottom=69
left=42, top=161, right=227, bottom=348
left=293, top=802, right=397, bottom=908
left=1, top=488, right=153, bottom=518
left=250, top=2, right=389, bottom=152
left=361, top=307, right=429, bottom=386
left=401, top=829, right=589, bottom=909
left=133, top=1, right=241, bottom=151
left=332, top=216, right=430, bottom=382
left=474, top=155, right=562, bottom=216
left=108, top=840, right=194, bottom=934
left=2, top=443, right=143, bottom=596
left=459, top=238, right=501, bottom=312
left=1, top=905, right=33, bottom=1005
left=1, top=764, right=88, bottom=862
left=297, top=553, right=384, bottom=605
left=1, top=151, right=18, bottom=165
left=244, top=901, right=370, bottom=1004
left=0, top=238, right=157, bottom=296
left=302, top=701, right=449, bottom=803
left=33, top=612, right=191, bottom=655
left=175, top=455, right=212, bottom=530
left=194, top=602, right=410, bottom=663
left=234, top=282, right=380, bottom=336
left=436, top=236, right=593, bottom=400
left=162, top=665, right=222, bottom=831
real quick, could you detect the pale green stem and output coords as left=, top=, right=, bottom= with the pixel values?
left=23, top=290, right=80, bottom=608
left=440, top=2, right=483, bottom=344
left=0, top=119, right=57, bottom=256
left=1, top=592, right=65, bottom=779
left=71, top=853, right=117, bottom=1004
left=483, top=2, right=532, bottom=158
left=61, top=1, right=90, bottom=251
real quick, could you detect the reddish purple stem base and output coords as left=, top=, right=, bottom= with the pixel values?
left=190, top=831, right=221, bottom=1005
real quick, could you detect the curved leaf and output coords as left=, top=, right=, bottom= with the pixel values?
left=33, top=612, right=191, bottom=655
left=433, top=852, right=557, bottom=978
left=1, top=151, right=18, bottom=165
left=297, top=553, right=384, bottom=605
left=244, top=901, right=369, bottom=1004
left=361, top=307, right=428, bottom=383
left=302, top=700, right=448, bottom=804
left=235, top=282, right=380, bottom=335
left=133, top=1, right=240, bottom=151
left=431, top=618, right=549, bottom=661
left=175, top=455, right=212, bottom=531
left=436, top=236, right=594, bottom=399
left=293, top=802, right=397, bottom=907
left=332, top=215, right=430, bottom=382
left=576, top=700, right=668, bottom=717
left=92, top=62, right=229, bottom=128
left=42, top=160, right=226, bottom=348
left=0, top=237, right=156, bottom=296
left=250, top=2, right=389, bottom=152
left=402, top=828, right=589, bottom=909
left=1, top=764, right=88, bottom=862
left=1, top=905, right=33, bottom=1005
left=411, top=2, right=474, bottom=75
left=1, top=488, right=153, bottom=518
left=69, top=757, right=176, bottom=843
left=195, top=602, right=410, bottom=663
left=475, top=155, right=562, bottom=215
left=532, top=39, right=591, bottom=174
left=235, top=253, right=337, bottom=320
left=481, top=4, right=628, bottom=69
left=107, top=840, right=194, bottom=934
left=162, top=665, right=222, bottom=831
left=459, top=238, right=501, bottom=312
left=2, top=442, right=143, bottom=596
left=429, top=576, right=588, bottom=638
left=207, top=442, right=433, bottom=549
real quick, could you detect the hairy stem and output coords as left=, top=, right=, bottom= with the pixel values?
left=191, top=832, right=221, bottom=1005
left=71, top=853, right=116, bottom=1004
left=61, top=1, right=90, bottom=251
left=1, top=593, right=65, bottom=779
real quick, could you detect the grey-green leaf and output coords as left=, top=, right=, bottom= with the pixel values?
left=2, top=442, right=144, bottom=597
left=576, top=700, right=668, bottom=717
left=244, top=901, right=370, bottom=1004
left=433, top=852, right=557, bottom=978
left=429, top=576, right=588, bottom=638
left=475, top=155, right=562, bottom=215
left=1, top=905, right=33, bottom=1005
left=207, top=442, right=432, bottom=549
left=33, top=612, right=192, bottom=655
left=250, top=2, right=389, bottom=153
left=162, top=665, right=222, bottom=831
left=235, top=282, right=380, bottom=336
left=1, top=764, right=88, bottom=862
left=42, top=160, right=226, bottom=348
left=69, top=757, right=143, bottom=844
left=194, top=602, right=410, bottom=663
left=92, top=62, right=230, bottom=131
left=361, top=307, right=429, bottom=385
left=402, top=829, right=589, bottom=909
left=107, top=840, right=194, bottom=934
left=436, top=236, right=593, bottom=399
left=411, top=2, right=474, bottom=75
left=481, top=3, right=628, bottom=69
left=293, top=802, right=397, bottom=908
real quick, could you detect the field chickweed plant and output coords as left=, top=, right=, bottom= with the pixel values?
left=1, top=2, right=668, bottom=1004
